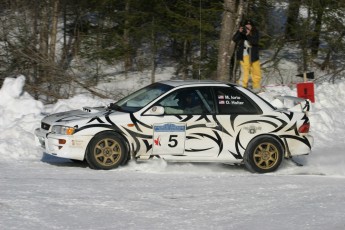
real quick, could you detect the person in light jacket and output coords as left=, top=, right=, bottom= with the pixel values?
left=232, top=19, right=262, bottom=92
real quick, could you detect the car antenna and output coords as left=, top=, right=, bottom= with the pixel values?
left=198, top=0, right=202, bottom=80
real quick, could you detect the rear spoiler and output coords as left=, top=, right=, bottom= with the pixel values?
left=273, top=96, right=311, bottom=112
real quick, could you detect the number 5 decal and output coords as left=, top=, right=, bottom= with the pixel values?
left=152, top=123, right=186, bottom=155
left=168, top=135, right=178, bottom=148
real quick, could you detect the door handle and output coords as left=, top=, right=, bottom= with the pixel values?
left=206, top=123, right=217, bottom=128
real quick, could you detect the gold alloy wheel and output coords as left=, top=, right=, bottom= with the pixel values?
left=253, top=142, right=279, bottom=170
left=94, top=138, right=122, bottom=167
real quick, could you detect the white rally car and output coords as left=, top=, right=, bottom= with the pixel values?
left=35, top=80, right=313, bottom=173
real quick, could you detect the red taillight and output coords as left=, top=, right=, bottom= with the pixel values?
left=298, top=123, right=310, bottom=133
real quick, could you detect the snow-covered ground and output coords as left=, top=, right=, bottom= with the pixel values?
left=1, top=74, right=345, bottom=229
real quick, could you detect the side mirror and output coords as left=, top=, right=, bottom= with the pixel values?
left=145, top=106, right=164, bottom=115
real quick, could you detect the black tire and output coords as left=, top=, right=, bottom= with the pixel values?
left=244, top=135, right=283, bottom=173
left=86, top=132, right=127, bottom=170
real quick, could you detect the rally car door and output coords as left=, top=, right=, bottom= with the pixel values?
left=141, top=87, right=221, bottom=158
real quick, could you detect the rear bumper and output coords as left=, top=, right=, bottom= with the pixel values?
left=34, top=128, right=92, bottom=161
left=285, top=134, right=314, bottom=156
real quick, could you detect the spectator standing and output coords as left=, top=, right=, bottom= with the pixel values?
left=232, top=19, right=262, bottom=92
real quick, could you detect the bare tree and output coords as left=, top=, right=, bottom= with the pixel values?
left=216, top=0, right=244, bottom=82
left=217, top=0, right=236, bottom=81
left=229, top=0, right=245, bottom=82
left=285, top=0, right=302, bottom=40
left=38, top=1, right=49, bottom=82
left=49, top=0, right=59, bottom=63
left=123, top=0, right=132, bottom=72
left=150, top=15, right=157, bottom=84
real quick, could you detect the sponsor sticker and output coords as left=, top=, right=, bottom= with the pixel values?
left=217, top=94, right=244, bottom=105
left=244, top=125, right=262, bottom=134
left=154, top=123, right=185, bottom=132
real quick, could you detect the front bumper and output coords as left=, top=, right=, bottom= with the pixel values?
left=34, top=128, right=92, bottom=161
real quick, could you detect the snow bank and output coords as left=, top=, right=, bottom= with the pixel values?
left=0, top=76, right=108, bottom=160
left=0, top=76, right=44, bottom=159
left=0, top=76, right=345, bottom=176
left=263, top=81, right=345, bottom=176
left=303, top=81, right=345, bottom=176
left=45, top=94, right=112, bottom=114
left=0, top=76, right=43, bottom=129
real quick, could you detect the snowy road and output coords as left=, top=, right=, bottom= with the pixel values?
left=1, top=157, right=344, bottom=230
left=1, top=77, right=345, bottom=229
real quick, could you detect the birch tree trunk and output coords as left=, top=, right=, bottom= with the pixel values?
left=49, top=0, right=59, bottom=63
left=151, top=16, right=156, bottom=84
left=39, top=2, right=49, bottom=82
left=123, top=0, right=132, bottom=72
left=229, top=0, right=245, bottom=82
left=216, top=0, right=237, bottom=81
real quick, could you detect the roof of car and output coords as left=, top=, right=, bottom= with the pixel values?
left=158, top=79, right=235, bottom=87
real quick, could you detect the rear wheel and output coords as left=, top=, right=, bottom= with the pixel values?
left=244, top=136, right=283, bottom=173
left=86, top=132, right=127, bottom=170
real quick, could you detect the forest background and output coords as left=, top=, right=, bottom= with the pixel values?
left=0, top=0, right=344, bottom=103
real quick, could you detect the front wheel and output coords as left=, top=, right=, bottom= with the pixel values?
left=86, top=132, right=127, bottom=170
left=244, top=136, right=283, bottom=173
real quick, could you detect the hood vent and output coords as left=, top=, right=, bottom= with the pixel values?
left=83, top=106, right=106, bottom=113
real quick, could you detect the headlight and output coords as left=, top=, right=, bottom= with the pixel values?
left=51, top=125, right=75, bottom=135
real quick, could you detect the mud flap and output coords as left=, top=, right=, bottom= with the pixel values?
left=288, top=157, right=303, bottom=167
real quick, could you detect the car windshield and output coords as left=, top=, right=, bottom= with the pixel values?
left=112, top=82, right=174, bottom=113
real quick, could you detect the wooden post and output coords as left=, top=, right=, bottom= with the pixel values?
left=303, top=72, right=307, bottom=83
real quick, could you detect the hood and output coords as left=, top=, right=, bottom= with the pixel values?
left=41, top=106, right=124, bottom=126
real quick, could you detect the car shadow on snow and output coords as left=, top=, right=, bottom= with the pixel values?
left=39, top=153, right=310, bottom=174
left=124, top=159, right=250, bottom=174
left=39, top=153, right=249, bottom=173
left=40, top=153, right=89, bottom=168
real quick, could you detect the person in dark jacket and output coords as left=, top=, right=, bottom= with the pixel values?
left=232, top=19, right=262, bottom=92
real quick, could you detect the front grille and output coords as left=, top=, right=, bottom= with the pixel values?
left=41, top=122, right=51, bottom=130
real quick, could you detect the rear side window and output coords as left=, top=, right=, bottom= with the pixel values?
left=214, top=87, right=261, bottom=114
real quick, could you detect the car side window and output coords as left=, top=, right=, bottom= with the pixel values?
left=157, top=87, right=215, bottom=115
left=215, top=87, right=260, bottom=114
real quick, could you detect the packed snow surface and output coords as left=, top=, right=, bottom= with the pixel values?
left=1, top=75, right=345, bottom=229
